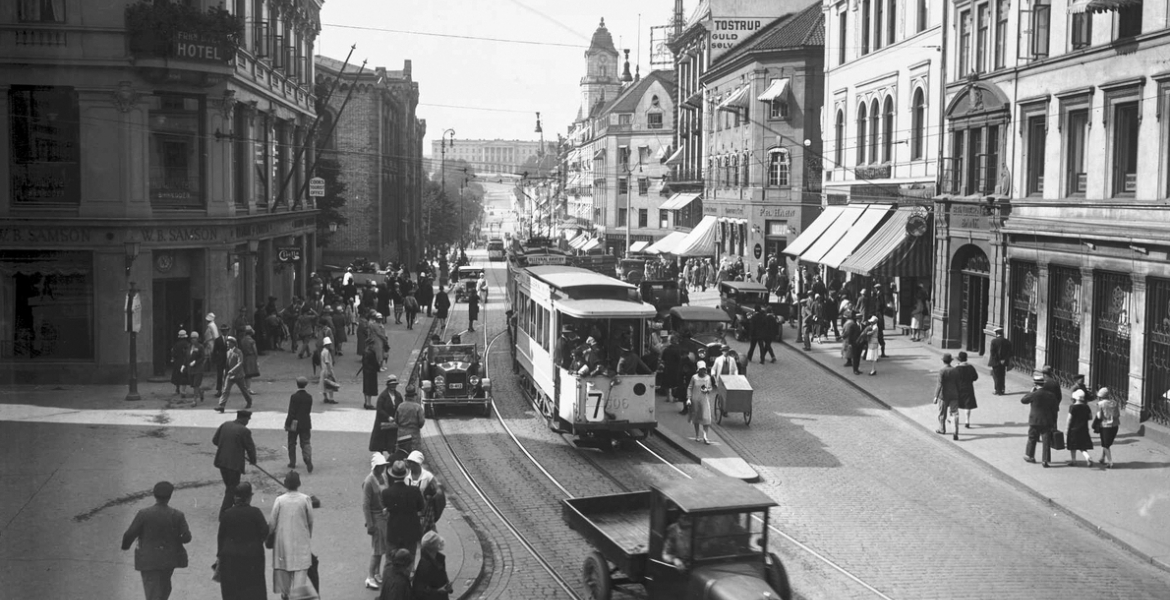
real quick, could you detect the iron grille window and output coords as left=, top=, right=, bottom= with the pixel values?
left=1145, top=277, right=1170, bottom=425
left=1047, top=264, right=1082, bottom=387
left=1093, top=270, right=1132, bottom=405
left=1009, top=261, right=1039, bottom=373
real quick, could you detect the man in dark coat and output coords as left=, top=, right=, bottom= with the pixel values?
left=955, top=351, right=979, bottom=429
left=216, top=482, right=268, bottom=600
left=933, top=353, right=963, bottom=440
left=285, top=377, right=314, bottom=472
left=554, top=326, right=580, bottom=370
left=1041, top=364, right=1062, bottom=404
left=212, top=410, right=257, bottom=516
left=121, top=481, right=192, bottom=600
left=746, top=309, right=770, bottom=365
left=1022, top=373, right=1061, bottom=466
left=987, top=327, right=1012, bottom=395
left=659, top=334, right=684, bottom=397
left=841, top=312, right=861, bottom=373
left=466, top=288, right=480, bottom=332
left=380, top=461, right=425, bottom=569
left=416, top=273, right=434, bottom=317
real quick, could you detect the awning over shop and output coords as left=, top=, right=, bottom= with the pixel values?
left=716, top=85, right=750, bottom=111
left=580, top=238, right=602, bottom=253
left=839, top=210, right=933, bottom=277
left=782, top=206, right=846, bottom=258
left=592, top=148, right=606, bottom=160
left=629, top=241, right=650, bottom=253
left=655, top=145, right=669, bottom=160
left=818, top=204, right=892, bottom=269
left=798, top=205, right=868, bottom=266
left=661, top=192, right=701, bottom=211
left=757, top=78, right=790, bottom=102
left=664, top=145, right=685, bottom=166
left=645, top=231, right=688, bottom=255
left=1070, top=0, right=1141, bottom=12
left=671, top=215, right=719, bottom=257
left=569, top=235, right=590, bottom=250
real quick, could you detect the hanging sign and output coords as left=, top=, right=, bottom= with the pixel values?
left=277, top=246, right=303, bottom=262
left=308, top=177, right=326, bottom=197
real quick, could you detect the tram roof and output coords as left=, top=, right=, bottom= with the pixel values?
left=654, top=475, right=777, bottom=513
left=555, top=298, right=657, bottom=319
left=528, top=266, right=634, bottom=290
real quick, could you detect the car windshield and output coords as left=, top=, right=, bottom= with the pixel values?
left=432, top=346, right=476, bottom=362
left=459, top=269, right=484, bottom=279
left=692, top=511, right=766, bottom=561
left=682, top=320, right=725, bottom=337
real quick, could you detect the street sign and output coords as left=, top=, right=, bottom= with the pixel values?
left=277, top=246, right=303, bottom=262
left=308, top=177, right=325, bottom=197
left=125, top=289, right=142, bottom=333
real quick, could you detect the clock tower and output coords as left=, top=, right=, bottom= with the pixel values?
left=579, top=18, right=621, bottom=122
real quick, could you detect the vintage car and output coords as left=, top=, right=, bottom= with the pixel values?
left=718, top=281, right=787, bottom=340
left=638, top=279, right=683, bottom=317
left=453, top=266, right=486, bottom=302
left=419, top=343, right=492, bottom=417
left=652, top=306, right=732, bottom=363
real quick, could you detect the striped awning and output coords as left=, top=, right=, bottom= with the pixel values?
left=629, top=241, right=650, bottom=253
left=757, top=78, right=790, bottom=102
left=1070, top=0, right=1141, bottom=12
left=716, top=85, right=750, bottom=111
left=661, top=192, right=701, bottom=211
left=782, top=206, right=846, bottom=257
left=664, top=145, right=685, bottom=166
left=645, top=231, right=688, bottom=254
left=799, top=205, right=867, bottom=266
left=819, top=204, right=892, bottom=269
left=569, top=235, right=590, bottom=250
left=580, top=238, right=602, bottom=252
left=839, top=210, right=933, bottom=277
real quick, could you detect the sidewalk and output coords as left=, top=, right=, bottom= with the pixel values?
left=652, top=393, right=760, bottom=482
left=787, top=322, right=1170, bottom=569
left=0, top=310, right=484, bottom=600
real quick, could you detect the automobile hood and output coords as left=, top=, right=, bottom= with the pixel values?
left=692, top=563, right=776, bottom=599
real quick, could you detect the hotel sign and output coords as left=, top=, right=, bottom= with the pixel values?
left=172, top=31, right=230, bottom=64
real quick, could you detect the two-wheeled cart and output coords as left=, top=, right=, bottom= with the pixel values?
left=715, top=373, right=753, bottom=425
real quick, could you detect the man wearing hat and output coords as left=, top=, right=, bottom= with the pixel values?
left=987, top=327, right=1012, bottom=395
left=363, top=453, right=391, bottom=589
left=213, top=410, right=257, bottom=516
left=216, top=336, right=253, bottom=412
left=554, top=325, right=580, bottom=370
left=285, top=377, right=314, bottom=472
left=1021, top=372, right=1061, bottom=467
left=932, top=353, right=963, bottom=440
left=394, top=385, right=426, bottom=455
left=380, top=548, right=415, bottom=600
left=121, top=481, right=192, bottom=600
left=186, top=332, right=207, bottom=402
left=380, top=461, right=425, bottom=572
left=370, top=375, right=402, bottom=452
left=170, top=330, right=190, bottom=397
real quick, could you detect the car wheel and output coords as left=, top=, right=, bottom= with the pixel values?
left=583, top=551, right=612, bottom=600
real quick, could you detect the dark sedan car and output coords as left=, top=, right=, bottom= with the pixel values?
left=419, top=343, right=493, bottom=416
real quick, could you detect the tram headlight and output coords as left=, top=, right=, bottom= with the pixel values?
left=434, top=375, right=446, bottom=392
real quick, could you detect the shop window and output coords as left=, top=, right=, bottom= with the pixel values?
left=18, top=0, right=65, bottom=22
left=911, top=89, right=926, bottom=160
left=1111, top=102, right=1139, bottom=196
left=9, top=86, right=79, bottom=205
left=0, top=251, right=93, bottom=361
left=767, top=148, right=790, bottom=187
left=1065, top=109, right=1089, bottom=195
left=148, top=94, right=205, bottom=208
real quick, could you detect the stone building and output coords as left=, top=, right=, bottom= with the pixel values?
left=428, top=139, right=554, bottom=175
left=315, top=56, right=425, bottom=268
left=0, top=0, right=322, bottom=383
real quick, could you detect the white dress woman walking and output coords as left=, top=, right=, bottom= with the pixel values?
left=319, top=337, right=337, bottom=405
left=269, top=471, right=317, bottom=600
left=687, top=361, right=715, bottom=445
left=864, top=317, right=881, bottom=375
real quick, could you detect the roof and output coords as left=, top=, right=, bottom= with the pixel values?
left=719, top=281, right=769, bottom=292
left=668, top=306, right=733, bottom=322
left=605, top=70, right=677, bottom=114
left=655, top=475, right=776, bottom=513
left=528, top=266, right=633, bottom=290
left=555, top=298, right=657, bottom=319
left=587, top=18, right=618, bottom=55
left=712, top=2, right=825, bottom=67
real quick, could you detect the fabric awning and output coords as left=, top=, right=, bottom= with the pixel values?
left=716, top=85, right=750, bottom=111
left=671, top=215, right=719, bottom=257
left=839, top=210, right=934, bottom=277
left=1071, top=0, right=1141, bottom=12
left=569, top=235, right=590, bottom=250
left=782, top=206, right=846, bottom=257
left=645, top=231, right=688, bottom=254
left=799, top=205, right=868, bottom=265
left=580, top=238, right=602, bottom=253
left=593, top=148, right=606, bottom=160
left=566, top=232, right=583, bottom=246
left=757, top=78, right=790, bottom=102
left=664, top=145, right=685, bottom=166
left=819, top=204, right=892, bottom=269
left=655, top=145, right=669, bottom=160
left=629, top=241, right=650, bottom=253
left=661, top=192, right=700, bottom=211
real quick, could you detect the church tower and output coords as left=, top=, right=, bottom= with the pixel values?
left=579, top=18, right=621, bottom=121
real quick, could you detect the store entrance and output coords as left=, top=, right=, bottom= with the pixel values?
left=151, top=279, right=192, bottom=376
left=952, top=245, right=990, bottom=355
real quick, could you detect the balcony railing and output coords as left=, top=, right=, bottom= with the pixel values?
left=125, top=1, right=242, bottom=65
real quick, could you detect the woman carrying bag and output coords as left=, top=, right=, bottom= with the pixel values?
left=687, top=361, right=715, bottom=445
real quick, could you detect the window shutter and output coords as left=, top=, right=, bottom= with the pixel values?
left=1031, top=5, right=1050, bottom=58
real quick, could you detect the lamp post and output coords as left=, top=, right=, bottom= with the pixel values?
left=440, top=128, right=456, bottom=199
left=124, top=241, right=141, bottom=402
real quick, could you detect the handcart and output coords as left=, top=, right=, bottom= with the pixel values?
left=715, top=373, right=753, bottom=425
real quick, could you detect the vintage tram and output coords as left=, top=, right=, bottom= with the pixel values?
left=508, top=264, right=658, bottom=448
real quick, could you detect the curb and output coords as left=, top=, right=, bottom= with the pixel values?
left=650, top=420, right=761, bottom=483
left=780, top=337, right=1170, bottom=575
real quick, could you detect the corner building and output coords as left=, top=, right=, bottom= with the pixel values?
left=935, top=0, right=1170, bottom=427
left=0, top=0, right=323, bottom=383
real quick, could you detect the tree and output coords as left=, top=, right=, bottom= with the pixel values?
left=314, top=155, right=347, bottom=247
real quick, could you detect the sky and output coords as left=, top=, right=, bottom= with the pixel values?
left=315, top=0, right=690, bottom=156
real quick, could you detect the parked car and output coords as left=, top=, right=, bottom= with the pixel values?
left=453, top=266, right=485, bottom=302
left=718, top=281, right=786, bottom=340
left=638, top=279, right=683, bottom=317
left=419, top=342, right=492, bottom=417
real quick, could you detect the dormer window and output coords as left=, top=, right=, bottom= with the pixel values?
left=619, top=113, right=632, bottom=125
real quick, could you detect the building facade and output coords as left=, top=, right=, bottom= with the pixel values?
left=428, top=138, right=554, bottom=175
left=935, top=0, right=1170, bottom=424
left=1, top=0, right=323, bottom=384
left=701, top=3, right=824, bottom=277
left=315, top=56, right=425, bottom=268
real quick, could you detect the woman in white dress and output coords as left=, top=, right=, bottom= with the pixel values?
left=269, top=471, right=316, bottom=600
left=687, top=361, right=715, bottom=445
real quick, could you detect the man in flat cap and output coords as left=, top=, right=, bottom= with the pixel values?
left=213, top=410, right=257, bottom=516
left=285, top=377, right=314, bottom=472
left=121, top=481, right=191, bottom=600
left=216, top=336, right=253, bottom=413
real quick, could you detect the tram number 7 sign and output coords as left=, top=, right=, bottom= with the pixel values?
left=585, top=389, right=606, bottom=422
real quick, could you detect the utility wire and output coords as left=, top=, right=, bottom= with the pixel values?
left=322, top=23, right=587, bottom=48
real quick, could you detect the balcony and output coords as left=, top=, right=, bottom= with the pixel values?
left=125, top=1, right=242, bottom=85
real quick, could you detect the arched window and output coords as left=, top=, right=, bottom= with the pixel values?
left=869, top=99, right=880, bottom=164
left=834, top=109, right=845, bottom=166
left=857, top=104, right=868, bottom=164
left=768, top=148, right=790, bottom=187
left=911, top=88, right=926, bottom=160
left=882, top=96, right=895, bottom=162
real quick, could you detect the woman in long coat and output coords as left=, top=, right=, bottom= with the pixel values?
left=269, top=472, right=315, bottom=600
left=330, top=305, right=348, bottom=356
left=412, top=530, right=453, bottom=599
left=187, top=332, right=207, bottom=402
left=433, top=287, right=451, bottom=330
left=361, top=341, right=380, bottom=410
left=371, top=314, right=389, bottom=368
left=319, top=338, right=336, bottom=404
left=370, top=377, right=401, bottom=452
left=466, top=288, right=480, bottom=332
left=687, top=362, right=714, bottom=444
left=1066, top=389, right=1095, bottom=466
left=240, top=328, right=260, bottom=385
left=356, top=311, right=369, bottom=362
left=218, top=482, right=268, bottom=600
left=416, top=274, right=434, bottom=317
left=170, top=330, right=190, bottom=395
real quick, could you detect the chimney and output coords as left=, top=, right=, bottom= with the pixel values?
left=403, top=59, right=412, bottom=80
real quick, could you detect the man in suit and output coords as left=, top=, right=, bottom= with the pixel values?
left=285, top=376, right=314, bottom=472
left=215, top=336, right=252, bottom=413
left=955, top=351, right=979, bottom=429
left=1041, top=364, right=1063, bottom=404
left=212, top=410, right=257, bottom=516
left=987, top=327, right=1012, bottom=395
left=1022, top=373, right=1061, bottom=467
left=933, top=353, right=963, bottom=440
left=841, top=311, right=862, bottom=374
left=554, top=326, right=580, bottom=370
left=380, top=461, right=425, bottom=569
left=121, top=481, right=192, bottom=600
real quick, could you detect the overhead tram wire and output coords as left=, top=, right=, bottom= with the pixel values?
left=322, top=23, right=587, bottom=49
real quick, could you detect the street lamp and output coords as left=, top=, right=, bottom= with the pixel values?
left=123, top=241, right=141, bottom=402
left=440, top=128, right=456, bottom=193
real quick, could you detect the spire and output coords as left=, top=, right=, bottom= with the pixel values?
left=620, top=49, right=633, bottom=83
left=588, top=17, right=618, bottom=55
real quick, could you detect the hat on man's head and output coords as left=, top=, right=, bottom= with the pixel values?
left=957, top=351, right=968, bottom=362
left=296, top=376, right=309, bottom=388
left=205, top=313, right=216, bottom=321
left=1032, top=373, right=1047, bottom=384
left=406, top=450, right=425, bottom=464
left=178, top=330, right=187, bottom=338
left=586, top=336, right=597, bottom=345
left=1041, top=365, right=1054, bottom=376
left=386, top=374, right=399, bottom=385
left=189, top=332, right=200, bottom=339
left=994, top=327, right=1005, bottom=334
left=244, top=326, right=254, bottom=334
left=561, top=325, right=577, bottom=337
left=1074, top=373, right=1085, bottom=381
left=234, top=482, right=253, bottom=499
left=236, top=409, right=253, bottom=420
left=721, top=344, right=731, bottom=352
left=405, top=385, right=417, bottom=397
left=942, top=353, right=953, bottom=364
left=388, top=460, right=408, bottom=480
